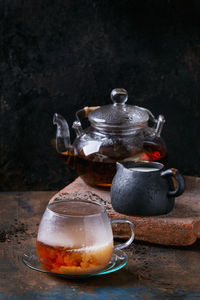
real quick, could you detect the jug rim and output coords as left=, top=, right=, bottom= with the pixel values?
left=117, top=161, right=164, bottom=172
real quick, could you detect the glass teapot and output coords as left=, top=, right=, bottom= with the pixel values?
left=53, top=88, right=167, bottom=187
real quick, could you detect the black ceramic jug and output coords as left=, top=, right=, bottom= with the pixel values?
left=111, top=162, right=185, bottom=216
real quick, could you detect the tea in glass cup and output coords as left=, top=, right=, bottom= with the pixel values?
left=36, top=199, right=134, bottom=275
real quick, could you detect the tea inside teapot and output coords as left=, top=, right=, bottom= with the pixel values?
left=59, top=142, right=167, bottom=187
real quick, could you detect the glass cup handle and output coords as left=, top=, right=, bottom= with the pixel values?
left=111, top=219, right=135, bottom=250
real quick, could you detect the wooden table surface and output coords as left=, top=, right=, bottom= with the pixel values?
left=1, top=191, right=200, bottom=300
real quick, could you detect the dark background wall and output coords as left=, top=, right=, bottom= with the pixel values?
left=1, top=0, right=200, bottom=191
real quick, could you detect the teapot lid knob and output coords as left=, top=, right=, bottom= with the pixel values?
left=111, top=88, right=128, bottom=105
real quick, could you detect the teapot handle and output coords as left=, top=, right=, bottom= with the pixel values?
left=72, top=106, right=100, bottom=137
left=136, top=107, right=165, bottom=137
left=146, top=110, right=165, bottom=137
left=154, top=115, right=166, bottom=137
left=82, top=106, right=100, bottom=117
left=76, top=106, right=100, bottom=119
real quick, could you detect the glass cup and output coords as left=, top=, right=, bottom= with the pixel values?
left=36, top=199, right=134, bottom=275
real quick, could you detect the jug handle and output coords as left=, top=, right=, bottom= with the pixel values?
left=72, top=106, right=100, bottom=137
left=161, top=168, right=185, bottom=197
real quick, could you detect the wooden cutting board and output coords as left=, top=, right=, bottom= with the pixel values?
left=50, top=176, right=200, bottom=246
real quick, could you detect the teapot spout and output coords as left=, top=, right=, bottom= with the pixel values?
left=53, top=113, right=72, bottom=153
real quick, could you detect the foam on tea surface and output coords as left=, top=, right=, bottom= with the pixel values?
left=37, top=219, right=112, bottom=248
left=130, top=167, right=159, bottom=172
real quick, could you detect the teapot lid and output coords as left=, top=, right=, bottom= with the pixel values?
left=88, top=88, right=149, bottom=130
